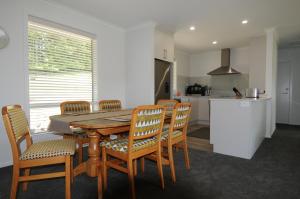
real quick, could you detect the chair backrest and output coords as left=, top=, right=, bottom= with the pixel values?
left=157, top=99, right=178, bottom=114
left=99, top=100, right=122, bottom=111
left=169, top=103, right=191, bottom=132
left=2, top=105, right=32, bottom=162
left=128, top=105, right=166, bottom=151
left=60, top=101, right=91, bottom=115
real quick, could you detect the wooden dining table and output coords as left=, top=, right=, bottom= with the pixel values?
left=49, top=109, right=172, bottom=178
left=49, top=109, right=133, bottom=177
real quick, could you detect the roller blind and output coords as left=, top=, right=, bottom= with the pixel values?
left=28, top=21, right=97, bottom=131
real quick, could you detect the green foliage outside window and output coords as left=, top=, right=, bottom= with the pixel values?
left=28, top=24, right=92, bottom=73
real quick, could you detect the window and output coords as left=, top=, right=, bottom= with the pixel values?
left=28, top=21, right=96, bottom=131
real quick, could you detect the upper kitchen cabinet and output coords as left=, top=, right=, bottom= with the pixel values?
left=154, top=30, right=175, bottom=62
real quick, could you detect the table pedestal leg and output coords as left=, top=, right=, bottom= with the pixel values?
left=87, top=131, right=101, bottom=177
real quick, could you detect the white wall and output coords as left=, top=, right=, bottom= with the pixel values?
left=231, top=47, right=250, bottom=74
left=188, top=47, right=250, bottom=93
left=174, top=49, right=190, bottom=94
left=125, top=23, right=156, bottom=108
left=189, top=50, right=221, bottom=77
left=249, top=36, right=267, bottom=90
left=175, top=49, right=190, bottom=76
left=189, top=47, right=249, bottom=77
left=0, top=0, right=126, bottom=167
left=254, top=30, right=278, bottom=138
left=266, top=29, right=278, bottom=135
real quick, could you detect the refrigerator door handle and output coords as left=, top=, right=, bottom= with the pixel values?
left=155, top=66, right=170, bottom=98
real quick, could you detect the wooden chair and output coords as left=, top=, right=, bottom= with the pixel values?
left=143, top=103, right=192, bottom=183
left=101, top=105, right=166, bottom=199
left=157, top=99, right=178, bottom=115
left=60, top=101, right=91, bottom=164
left=98, top=100, right=122, bottom=111
left=60, top=101, right=91, bottom=114
left=2, top=105, right=76, bottom=199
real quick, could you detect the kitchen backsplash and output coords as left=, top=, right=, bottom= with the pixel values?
left=178, top=74, right=249, bottom=96
left=177, top=75, right=190, bottom=95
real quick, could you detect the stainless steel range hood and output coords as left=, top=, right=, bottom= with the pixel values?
left=207, top=48, right=241, bottom=75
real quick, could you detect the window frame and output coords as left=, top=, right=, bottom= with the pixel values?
left=27, top=18, right=97, bottom=131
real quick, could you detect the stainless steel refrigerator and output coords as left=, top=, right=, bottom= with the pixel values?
left=155, top=59, right=171, bottom=103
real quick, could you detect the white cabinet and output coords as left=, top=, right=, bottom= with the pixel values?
left=181, top=96, right=210, bottom=125
left=188, top=97, right=200, bottom=122
left=197, top=97, right=210, bottom=123
left=154, top=30, right=174, bottom=62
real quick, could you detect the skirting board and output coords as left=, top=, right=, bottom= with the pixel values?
left=0, top=161, right=12, bottom=168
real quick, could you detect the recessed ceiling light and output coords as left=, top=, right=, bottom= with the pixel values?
left=189, top=26, right=196, bottom=31
left=242, top=20, right=248, bottom=24
left=212, top=41, right=218, bottom=45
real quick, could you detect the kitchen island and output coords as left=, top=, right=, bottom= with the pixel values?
left=209, top=97, right=271, bottom=159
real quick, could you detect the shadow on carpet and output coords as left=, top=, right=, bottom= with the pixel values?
left=188, top=127, right=210, bottom=140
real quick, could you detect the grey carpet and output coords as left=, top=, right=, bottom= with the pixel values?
left=188, top=127, right=210, bottom=140
left=0, top=124, right=300, bottom=199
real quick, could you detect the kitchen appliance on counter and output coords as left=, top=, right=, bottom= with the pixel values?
left=186, top=84, right=208, bottom=96
left=245, top=88, right=265, bottom=98
left=233, top=87, right=242, bottom=97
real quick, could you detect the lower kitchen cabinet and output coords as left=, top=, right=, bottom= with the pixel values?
left=181, top=96, right=210, bottom=125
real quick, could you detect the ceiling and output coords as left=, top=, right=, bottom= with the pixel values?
left=46, top=0, right=300, bottom=52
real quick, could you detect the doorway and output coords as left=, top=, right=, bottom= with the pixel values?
left=277, top=47, right=300, bottom=125
left=277, top=61, right=291, bottom=124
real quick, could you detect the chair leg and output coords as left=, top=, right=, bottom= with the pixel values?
left=140, top=158, right=145, bottom=174
left=97, top=165, right=103, bottom=199
left=183, top=140, right=190, bottom=170
left=168, top=145, right=176, bottom=183
left=133, top=159, right=137, bottom=176
left=128, top=159, right=136, bottom=199
left=22, top=168, right=30, bottom=191
left=10, top=165, right=19, bottom=199
left=102, top=147, right=108, bottom=191
left=71, top=156, right=74, bottom=184
left=156, top=149, right=165, bottom=190
left=65, top=155, right=71, bottom=199
left=77, top=139, right=83, bottom=164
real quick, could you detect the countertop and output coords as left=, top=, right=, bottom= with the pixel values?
left=209, top=97, right=271, bottom=101
left=178, top=95, right=271, bottom=101
left=181, top=95, right=210, bottom=98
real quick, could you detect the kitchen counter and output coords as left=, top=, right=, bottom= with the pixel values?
left=209, top=97, right=271, bottom=101
left=209, top=97, right=271, bottom=159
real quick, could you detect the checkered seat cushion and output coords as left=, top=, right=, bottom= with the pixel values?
left=161, top=124, right=183, bottom=141
left=101, top=137, right=157, bottom=153
left=20, top=139, right=76, bottom=160
left=162, top=124, right=170, bottom=132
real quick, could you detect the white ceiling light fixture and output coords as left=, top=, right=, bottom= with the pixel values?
left=212, top=41, right=218, bottom=45
left=189, top=26, right=196, bottom=31
left=242, top=20, right=248, bottom=24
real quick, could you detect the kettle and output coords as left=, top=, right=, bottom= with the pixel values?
left=245, top=88, right=265, bottom=98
